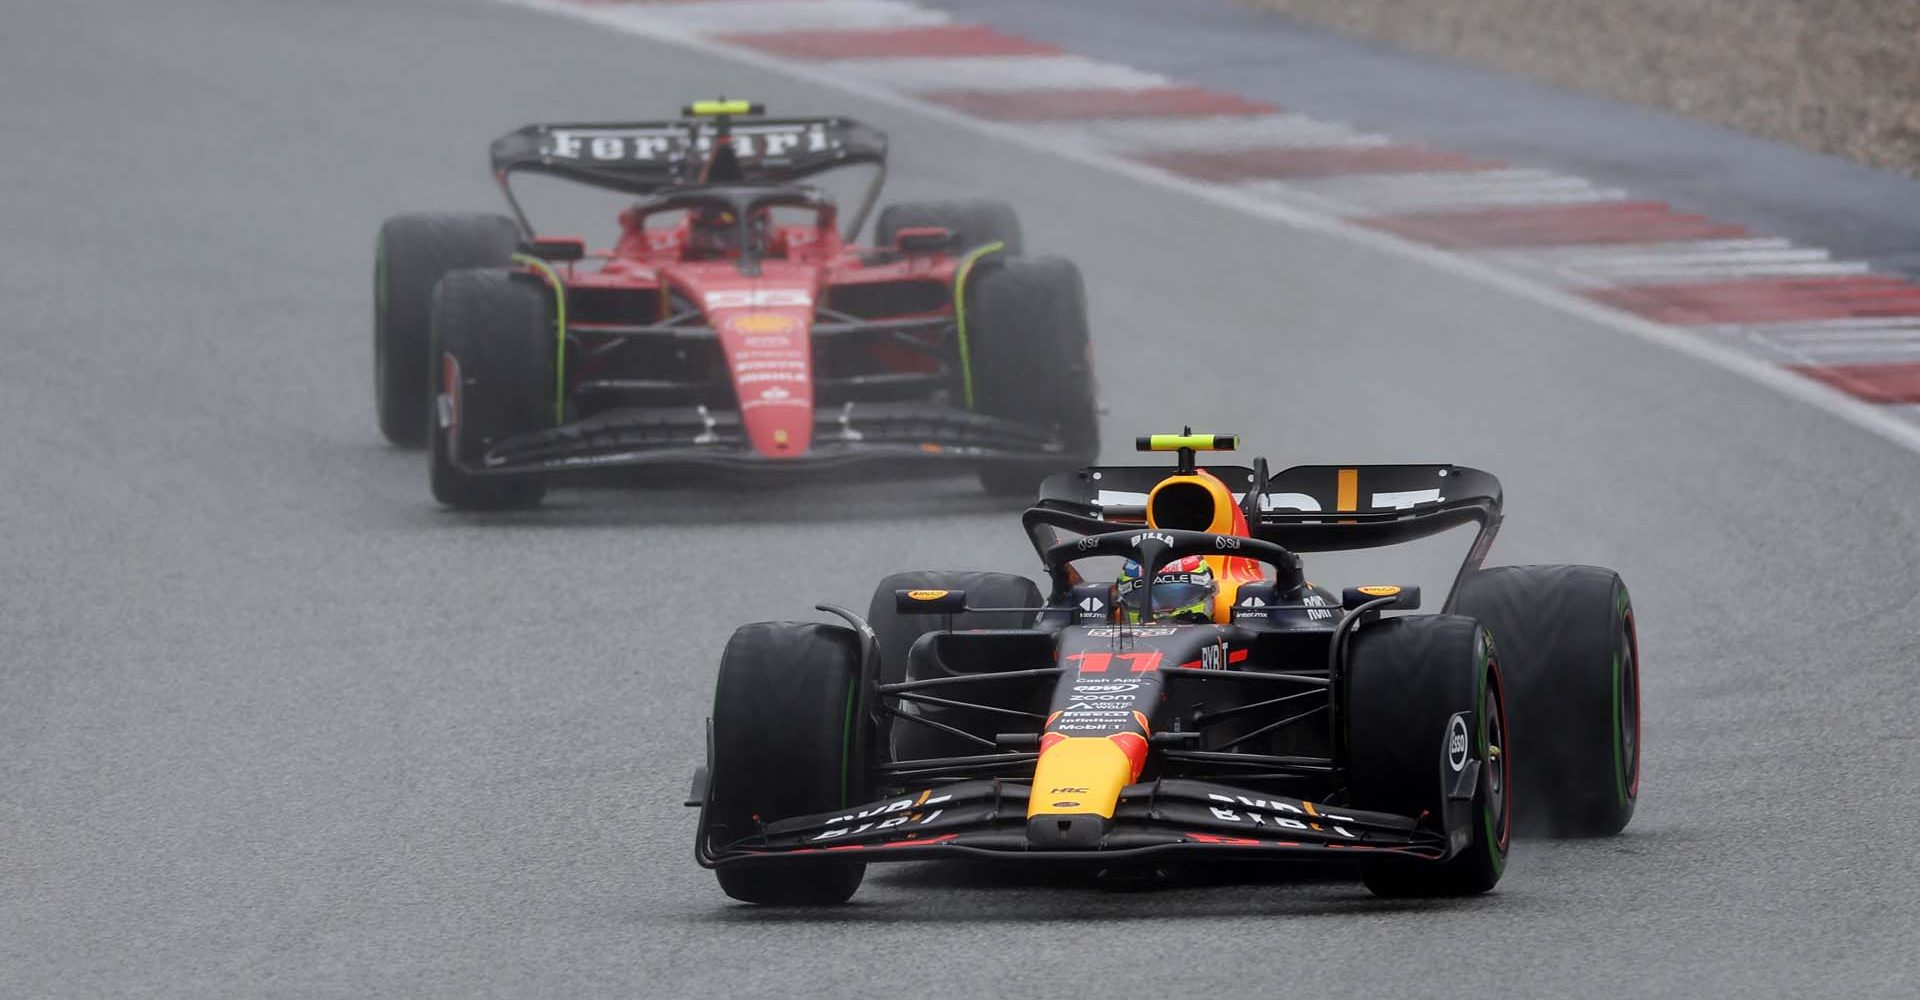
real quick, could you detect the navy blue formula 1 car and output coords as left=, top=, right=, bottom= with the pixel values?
left=689, top=432, right=1640, bottom=902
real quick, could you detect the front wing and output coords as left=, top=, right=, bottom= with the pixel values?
left=696, top=778, right=1449, bottom=867
left=455, top=402, right=1076, bottom=479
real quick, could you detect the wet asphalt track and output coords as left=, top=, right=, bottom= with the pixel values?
left=3, top=1, right=1918, bottom=997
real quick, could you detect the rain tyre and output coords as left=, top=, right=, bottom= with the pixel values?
left=1347, top=615, right=1510, bottom=897
left=1451, top=565, right=1639, bottom=837
left=374, top=213, right=518, bottom=447
left=708, top=622, right=867, bottom=904
left=876, top=198, right=1023, bottom=255
left=429, top=269, right=551, bottom=509
left=866, top=571, right=1042, bottom=762
left=964, top=256, right=1100, bottom=497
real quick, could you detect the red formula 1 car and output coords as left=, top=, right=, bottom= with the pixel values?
left=372, top=100, right=1098, bottom=508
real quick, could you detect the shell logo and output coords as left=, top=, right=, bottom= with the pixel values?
left=731, top=314, right=796, bottom=335
left=906, top=589, right=949, bottom=601
left=1357, top=585, right=1402, bottom=596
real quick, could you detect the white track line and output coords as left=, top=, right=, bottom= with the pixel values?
left=1487, top=238, right=1799, bottom=266
left=1782, top=344, right=1920, bottom=361
left=1716, top=317, right=1920, bottom=338
left=1750, top=323, right=1920, bottom=363
left=495, top=0, right=1920, bottom=455
left=1281, top=170, right=1627, bottom=212
left=1719, top=325, right=1920, bottom=366
left=1058, top=114, right=1392, bottom=151
left=826, top=54, right=1169, bottom=92
left=598, top=0, right=950, bottom=33
left=1572, top=260, right=1871, bottom=283
left=1490, top=243, right=1868, bottom=286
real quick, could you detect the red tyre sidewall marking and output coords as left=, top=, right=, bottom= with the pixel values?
left=441, top=352, right=462, bottom=453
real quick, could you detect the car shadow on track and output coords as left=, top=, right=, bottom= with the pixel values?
left=419, top=475, right=1027, bottom=530
left=694, top=862, right=1502, bottom=922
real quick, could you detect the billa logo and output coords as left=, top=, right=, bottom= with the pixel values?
left=1358, top=585, right=1401, bottom=597
left=906, top=590, right=948, bottom=601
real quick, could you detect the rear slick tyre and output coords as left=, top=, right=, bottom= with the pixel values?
left=708, top=622, right=867, bottom=905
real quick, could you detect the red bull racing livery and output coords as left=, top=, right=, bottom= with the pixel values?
left=372, top=100, right=1098, bottom=508
left=690, top=432, right=1644, bottom=903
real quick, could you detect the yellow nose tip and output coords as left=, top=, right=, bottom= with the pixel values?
left=1028, top=736, right=1133, bottom=820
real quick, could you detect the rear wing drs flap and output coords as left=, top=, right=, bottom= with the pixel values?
left=488, top=115, right=889, bottom=237
left=1033, top=463, right=1504, bottom=607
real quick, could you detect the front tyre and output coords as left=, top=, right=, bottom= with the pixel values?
left=429, top=269, right=551, bottom=510
left=1452, top=565, right=1639, bottom=837
left=374, top=213, right=518, bottom=447
left=707, top=622, right=868, bottom=905
left=1347, top=615, right=1510, bottom=897
left=964, top=256, right=1100, bottom=497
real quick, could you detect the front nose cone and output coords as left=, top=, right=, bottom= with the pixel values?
left=1026, top=813, right=1111, bottom=849
left=1025, top=734, right=1141, bottom=848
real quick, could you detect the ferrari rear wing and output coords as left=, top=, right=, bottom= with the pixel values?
left=1033, top=463, right=1504, bottom=608
left=489, top=111, right=889, bottom=239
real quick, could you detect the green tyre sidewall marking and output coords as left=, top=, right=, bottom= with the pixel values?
left=1612, top=585, right=1633, bottom=807
left=511, top=253, right=568, bottom=426
left=1479, top=631, right=1505, bottom=876
left=951, top=241, right=1006, bottom=410
left=839, top=677, right=857, bottom=807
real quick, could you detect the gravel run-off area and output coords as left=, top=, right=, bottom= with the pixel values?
left=1247, top=0, right=1920, bottom=179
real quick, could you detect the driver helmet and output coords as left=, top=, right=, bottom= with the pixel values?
left=686, top=206, right=740, bottom=258
left=1116, top=555, right=1217, bottom=623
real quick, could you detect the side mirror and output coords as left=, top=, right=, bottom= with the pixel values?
left=893, top=226, right=956, bottom=254
left=520, top=236, right=586, bottom=262
left=895, top=588, right=967, bottom=614
left=1342, top=585, right=1420, bottom=611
